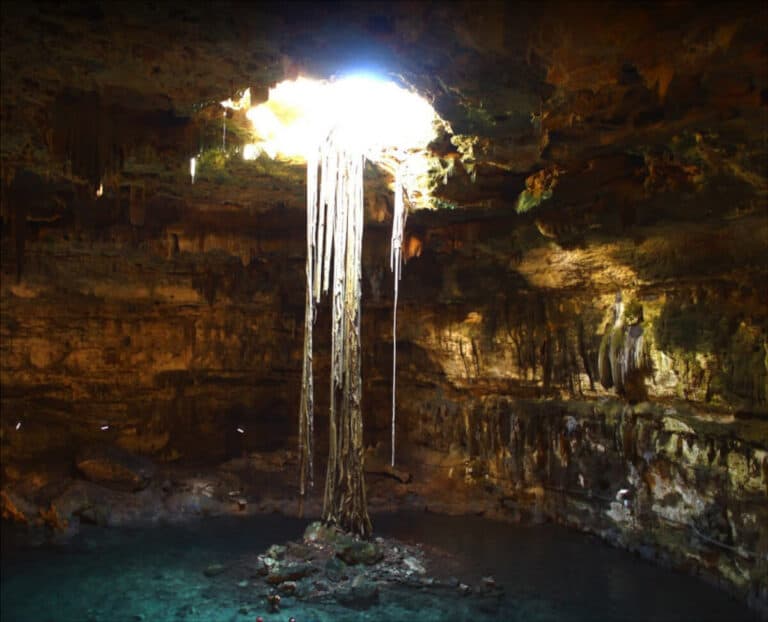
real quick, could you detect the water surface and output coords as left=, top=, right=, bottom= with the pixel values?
left=1, top=513, right=758, bottom=621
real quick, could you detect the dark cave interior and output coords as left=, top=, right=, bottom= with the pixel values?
left=1, top=2, right=767, bottom=620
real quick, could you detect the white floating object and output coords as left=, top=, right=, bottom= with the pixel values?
left=15, top=421, right=21, bottom=430
left=96, top=183, right=104, bottom=197
left=190, top=157, right=197, bottom=184
left=236, top=427, right=244, bottom=434
left=616, top=488, right=630, bottom=500
left=100, top=424, right=110, bottom=431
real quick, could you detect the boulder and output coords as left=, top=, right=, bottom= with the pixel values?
left=252, top=556, right=271, bottom=576
left=0, top=490, right=35, bottom=523
left=203, top=563, right=228, bottom=577
left=481, top=575, right=497, bottom=590
left=52, top=480, right=120, bottom=526
left=335, top=576, right=379, bottom=610
left=266, top=544, right=286, bottom=560
left=403, top=556, right=426, bottom=575
left=75, top=445, right=155, bottom=491
left=266, top=562, right=314, bottom=585
left=303, top=521, right=342, bottom=545
left=335, top=537, right=383, bottom=566
left=325, top=557, right=346, bottom=582
left=163, top=491, right=221, bottom=516
left=286, top=540, right=313, bottom=560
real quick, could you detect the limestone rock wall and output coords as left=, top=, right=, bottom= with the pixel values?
left=2, top=193, right=766, bottom=459
left=393, top=390, right=768, bottom=608
left=1, top=180, right=766, bottom=614
left=0, top=202, right=306, bottom=465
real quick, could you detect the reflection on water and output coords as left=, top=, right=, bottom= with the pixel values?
left=376, top=512, right=759, bottom=622
left=1, top=512, right=758, bottom=622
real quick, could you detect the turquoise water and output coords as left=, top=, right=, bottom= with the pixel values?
left=1, top=513, right=758, bottom=622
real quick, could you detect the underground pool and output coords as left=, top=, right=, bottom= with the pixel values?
left=1, top=512, right=758, bottom=622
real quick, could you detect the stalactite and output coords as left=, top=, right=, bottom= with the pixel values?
left=129, top=184, right=145, bottom=227
left=222, top=110, right=227, bottom=150
left=11, top=181, right=28, bottom=284
left=577, top=318, right=596, bottom=391
left=598, top=326, right=614, bottom=389
left=52, top=90, right=123, bottom=193
left=389, top=165, right=407, bottom=467
left=299, top=131, right=371, bottom=537
left=599, top=294, right=651, bottom=397
left=298, top=147, right=318, bottom=503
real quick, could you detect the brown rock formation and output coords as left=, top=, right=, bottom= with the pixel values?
left=1, top=0, right=766, bottom=613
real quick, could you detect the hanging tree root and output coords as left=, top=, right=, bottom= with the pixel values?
left=300, top=136, right=372, bottom=538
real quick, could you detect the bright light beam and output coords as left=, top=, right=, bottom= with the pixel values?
left=244, top=75, right=438, bottom=162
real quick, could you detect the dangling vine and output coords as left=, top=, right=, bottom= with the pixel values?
left=390, top=165, right=407, bottom=467
left=299, top=131, right=371, bottom=537
left=289, top=77, right=442, bottom=538
left=298, top=139, right=419, bottom=536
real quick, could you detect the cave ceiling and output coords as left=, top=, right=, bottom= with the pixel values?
left=1, top=0, right=766, bottom=295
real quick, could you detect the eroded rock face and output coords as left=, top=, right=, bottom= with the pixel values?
left=75, top=444, right=155, bottom=491
left=387, top=397, right=768, bottom=611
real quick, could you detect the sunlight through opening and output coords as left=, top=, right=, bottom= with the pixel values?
left=244, top=76, right=437, bottom=159
left=219, top=75, right=447, bottom=484
left=240, top=75, right=444, bottom=209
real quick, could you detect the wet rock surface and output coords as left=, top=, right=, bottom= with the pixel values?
left=210, top=521, right=505, bottom=619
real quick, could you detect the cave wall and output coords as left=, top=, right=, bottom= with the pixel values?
left=4, top=191, right=765, bottom=460
left=0, top=198, right=308, bottom=465
left=392, top=388, right=768, bottom=608
left=2, top=192, right=767, bottom=608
